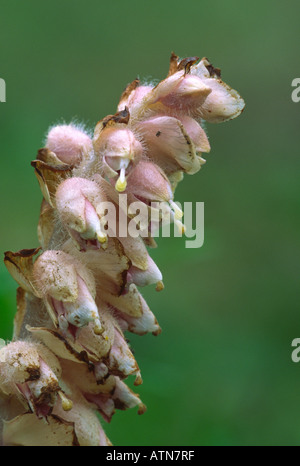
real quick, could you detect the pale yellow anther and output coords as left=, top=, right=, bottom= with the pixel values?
left=175, top=219, right=186, bottom=235
left=115, top=167, right=127, bottom=192
left=134, top=372, right=143, bottom=386
left=58, top=391, right=73, bottom=411
left=170, top=200, right=183, bottom=219
left=115, top=177, right=127, bottom=192
left=156, top=280, right=164, bottom=292
left=93, top=317, right=103, bottom=335
left=97, top=231, right=108, bottom=244
left=138, top=403, right=147, bottom=415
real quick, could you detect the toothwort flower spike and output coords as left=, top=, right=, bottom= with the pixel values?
left=1, top=53, right=244, bottom=446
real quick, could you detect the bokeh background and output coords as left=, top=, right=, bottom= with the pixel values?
left=0, top=0, right=300, bottom=446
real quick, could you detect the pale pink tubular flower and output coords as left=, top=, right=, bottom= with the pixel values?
left=1, top=52, right=244, bottom=446
left=55, top=177, right=109, bottom=249
left=93, top=110, right=143, bottom=192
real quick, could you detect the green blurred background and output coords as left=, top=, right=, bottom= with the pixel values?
left=0, top=0, right=300, bottom=446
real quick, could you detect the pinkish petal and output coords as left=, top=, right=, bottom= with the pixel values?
left=178, top=116, right=210, bottom=153
left=126, top=160, right=173, bottom=202
left=101, top=284, right=145, bottom=318
left=113, top=377, right=146, bottom=414
left=52, top=391, right=111, bottom=446
left=55, top=177, right=108, bottom=247
left=191, top=58, right=245, bottom=122
left=127, top=254, right=163, bottom=288
left=136, top=116, right=202, bottom=175
left=108, top=328, right=140, bottom=382
left=145, top=70, right=211, bottom=112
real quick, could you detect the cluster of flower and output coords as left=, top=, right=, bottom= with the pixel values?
left=0, top=54, right=244, bottom=446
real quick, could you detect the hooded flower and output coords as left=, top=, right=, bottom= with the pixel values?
left=64, top=362, right=147, bottom=423
left=93, top=108, right=143, bottom=192
left=0, top=341, right=72, bottom=420
left=55, top=177, right=109, bottom=249
left=25, top=299, right=141, bottom=384
left=120, top=53, right=245, bottom=124
left=189, top=56, right=245, bottom=122
left=32, top=250, right=102, bottom=338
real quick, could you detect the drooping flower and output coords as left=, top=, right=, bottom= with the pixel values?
left=55, top=177, right=109, bottom=249
left=32, top=250, right=102, bottom=338
left=0, top=341, right=72, bottom=419
left=93, top=108, right=143, bottom=192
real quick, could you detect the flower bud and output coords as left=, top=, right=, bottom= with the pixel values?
left=46, top=124, right=93, bottom=166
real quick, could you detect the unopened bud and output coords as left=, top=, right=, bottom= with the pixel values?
left=46, top=124, right=92, bottom=165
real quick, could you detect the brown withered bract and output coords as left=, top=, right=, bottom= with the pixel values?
left=101, top=106, right=130, bottom=129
